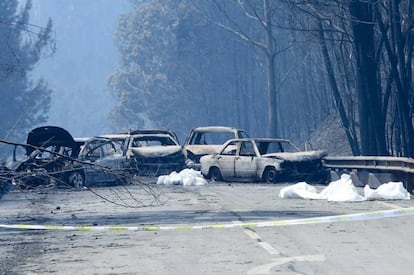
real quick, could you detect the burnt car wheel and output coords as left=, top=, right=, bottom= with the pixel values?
left=209, top=167, right=222, bottom=182
left=263, top=167, right=278, bottom=184
left=67, top=171, right=84, bottom=188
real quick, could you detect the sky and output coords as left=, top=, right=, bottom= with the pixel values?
left=29, top=0, right=131, bottom=137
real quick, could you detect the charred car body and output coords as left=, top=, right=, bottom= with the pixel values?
left=125, top=131, right=185, bottom=175
left=200, top=138, right=328, bottom=184
left=80, top=129, right=185, bottom=178
left=2, top=126, right=85, bottom=188
left=78, top=137, right=129, bottom=185
left=183, top=126, right=249, bottom=170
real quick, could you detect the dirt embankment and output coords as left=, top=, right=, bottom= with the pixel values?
left=308, top=113, right=353, bottom=156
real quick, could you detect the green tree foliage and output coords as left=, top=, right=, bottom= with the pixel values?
left=0, top=0, right=54, bottom=141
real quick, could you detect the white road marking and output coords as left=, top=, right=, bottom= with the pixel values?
left=247, top=254, right=326, bottom=274
left=378, top=201, right=402, bottom=209
left=243, top=229, right=281, bottom=256
left=233, top=221, right=325, bottom=274
left=232, top=221, right=280, bottom=256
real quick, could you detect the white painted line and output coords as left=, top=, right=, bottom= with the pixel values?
left=378, top=201, right=402, bottom=209
left=247, top=254, right=325, bottom=274
left=233, top=221, right=280, bottom=256
left=244, top=228, right=280, bottom=256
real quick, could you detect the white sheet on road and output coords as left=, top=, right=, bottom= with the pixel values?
left=279, top=174, right=410, bottom=201
left=157, top=168, right=208, bottom=186
left=365, top=181, right=410, bottom=200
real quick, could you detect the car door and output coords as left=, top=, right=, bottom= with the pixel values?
left=215, top=141, right=238, bottom=179
left=81, top=139, right=122, bottom=184
left=235, top=140, right=257, bottom=179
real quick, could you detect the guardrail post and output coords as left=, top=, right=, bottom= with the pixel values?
left=405, top=173, right=414, bottom=193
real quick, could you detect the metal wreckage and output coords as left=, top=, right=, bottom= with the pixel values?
left=0, top=126, right=187, bottom=191
left=0, top=125, right=329, bottom=193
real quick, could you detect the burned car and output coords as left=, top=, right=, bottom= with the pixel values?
left=78, top=137, right=130, bottom=185
left=183, top=126, right=249, bottom=170
left=80, top=130, right=185, bottom=179
left=127, top=129, right=180, bottom=144
left=200, top=138, right=328, bottom=184
left=125, top=131, right=185, bottom=176
left=3, top=126, right=85, bottom=188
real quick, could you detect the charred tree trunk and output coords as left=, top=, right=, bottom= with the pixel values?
left=388, top=0, right=414, bottom=157
left=317, top=21, right=361, bottom=155
left=375, top=0, right=414, bottom=157
left=264, top=0, right=279, bottom=138
left=349, top=0, right=387, bottom=155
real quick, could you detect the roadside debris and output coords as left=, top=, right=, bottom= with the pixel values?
left=365, top=182, right=410, bottom=200
left=157, top=168, right=207, bottom=186
left=279, top=174, right=410, bottom=201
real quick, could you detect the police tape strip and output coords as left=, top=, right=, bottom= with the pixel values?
left=1, top=207, right=414, bottom=231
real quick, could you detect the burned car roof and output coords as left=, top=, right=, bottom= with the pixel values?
left=100, top=134, right=130, bottom=140
left=126, top=129, right=179, bottom=141
left=189, top=126, right=246, bottom=133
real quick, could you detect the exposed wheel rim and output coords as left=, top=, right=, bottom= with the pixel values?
left=69, top=172, right=84, bottom=188
left=265, top=169, right=277, bottom=183
left=210, top=168, right=221, bottom=182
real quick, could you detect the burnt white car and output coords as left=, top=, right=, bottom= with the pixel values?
left=200, top=138, right=328, bottom=184
left=183, top=126, right=249, bottom=170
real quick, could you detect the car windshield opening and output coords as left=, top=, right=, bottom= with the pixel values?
left=132, top=136, right=175, bottom=147
left=257, top=141, right=298, bottom=155
left=191, top=132, right=235, bottom=145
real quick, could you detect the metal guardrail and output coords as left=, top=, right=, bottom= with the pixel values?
left=323, top=156, right=414, bottom=191
left=323, top=156, right=414, bottom=174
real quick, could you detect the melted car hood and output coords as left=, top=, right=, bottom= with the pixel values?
left=263, top=150, right=327, bottom=161
left=129, top=146, right=182, bottom=157
left=26, top=126, right=79, bottom=157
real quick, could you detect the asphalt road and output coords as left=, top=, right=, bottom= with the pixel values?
left=0, top=180, right=414, bottom=274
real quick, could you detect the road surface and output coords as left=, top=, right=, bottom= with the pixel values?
left=0, top=181, right=413, bottom=274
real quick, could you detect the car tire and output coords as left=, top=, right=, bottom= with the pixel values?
left=263, top=167, right=278, bottom=184
left=67, top=171, right=85, bottom=189
left=209, top=167, right=222, bottom=182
